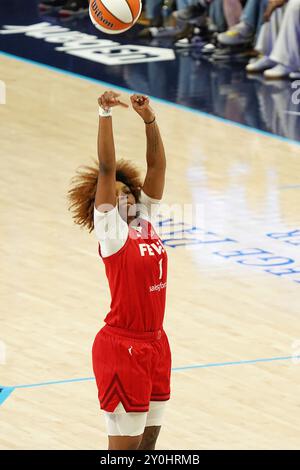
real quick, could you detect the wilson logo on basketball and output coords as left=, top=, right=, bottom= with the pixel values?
left=91, top=1, right=114, bottom=29
left=89, top=0, right=142, bottom=35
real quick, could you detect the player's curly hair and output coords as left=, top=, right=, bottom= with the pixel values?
left=67, top=159, right=142, bottom=233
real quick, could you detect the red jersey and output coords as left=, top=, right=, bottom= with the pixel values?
left=98, top=218, right=167, bottom=332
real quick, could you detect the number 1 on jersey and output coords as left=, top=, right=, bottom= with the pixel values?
left=158, top=258, right=163, bottom=280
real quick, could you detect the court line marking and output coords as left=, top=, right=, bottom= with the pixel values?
left=279, top=184, right=300, bottom=190
left=0, top=50, right=300, bottom=148
left=1, top=354, right=299, bottom=405
left=0, top=387, right=14, bottom=405
left=1, top=354, right=299, bottom=390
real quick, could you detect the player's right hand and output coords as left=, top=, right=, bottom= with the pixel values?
left=98, top=91, right=128, bottom=111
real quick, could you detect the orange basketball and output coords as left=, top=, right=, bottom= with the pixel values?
left=89, top=0, right=142, bottom=35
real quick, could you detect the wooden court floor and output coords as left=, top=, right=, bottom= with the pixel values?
left=0, top=54, right=300, bottom=449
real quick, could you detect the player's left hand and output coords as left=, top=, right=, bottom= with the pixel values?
left=98, top=91, right=129, bottom=111
left=130, top=94, right=155, bottom=123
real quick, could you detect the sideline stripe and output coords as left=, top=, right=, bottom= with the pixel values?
left=14, top=377, right=95, bottom=389
left=0, top=50, right=300, bottom=148
left=1, top=355, right=299, bottom=405
left=172, top=355, right=300, bottom=371
left=0, top=387, right=15, bottom=405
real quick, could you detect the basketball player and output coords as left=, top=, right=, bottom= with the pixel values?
left=68, top=90, right=171, bottom=450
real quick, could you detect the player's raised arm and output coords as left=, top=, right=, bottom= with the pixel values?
left=130, top=94, right=166, bottom=200
left=95, top=91, right=128, bottom=210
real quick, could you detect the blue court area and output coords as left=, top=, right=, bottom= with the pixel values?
left=0, top=0, right=299, bottom=143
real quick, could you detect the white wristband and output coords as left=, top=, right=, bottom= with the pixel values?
left=99, top=106, right=112, bottom=117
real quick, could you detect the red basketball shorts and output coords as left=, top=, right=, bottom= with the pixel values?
left=92, top=324, right=172, bottom=413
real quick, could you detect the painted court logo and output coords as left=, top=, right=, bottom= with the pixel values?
left=0, top=23, right=175, bottom=65
left=0, top=80, right=6, bottom=104
left=292, top=80, right=300, bottom=105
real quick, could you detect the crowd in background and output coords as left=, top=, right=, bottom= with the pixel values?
left=38, top=0, right=89, bottom=18
left=141, top=0, right=300, bottom=79
left=38, top=0, right=300, bottom=79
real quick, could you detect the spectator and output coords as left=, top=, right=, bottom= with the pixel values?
left=246, top=3, right=286, bottom=73
left=140, top=0, right=244, bottom=40
left=209, top=0, right=244, bottom=32
left=144, top=0, right=164, bottom=26
left=222, top=0, right=243, bottom=27
left=218, top=0, right=269, bottom=46
left=139, top=0, right=208, bottom=39
left=247, top=0, right=300, bottom=79
left=39, top=0, right=89, bottom=17
left=143, top=1, right=199, bottom=27
left=172, top=0, right=243, bottom=31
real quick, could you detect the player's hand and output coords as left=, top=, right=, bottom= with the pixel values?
left=263, top=0, right=286, bottom=22
left=98, top=91, right=128, bottom=111
left=130, top=94, right=155, bottom=123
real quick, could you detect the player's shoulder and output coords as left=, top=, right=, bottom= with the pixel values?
left=139, top=190, right=161, bottom=207
left=138, top=190, right=161, bottom=223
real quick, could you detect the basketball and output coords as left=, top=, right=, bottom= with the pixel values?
left=89, top=0, right=142, bottom=35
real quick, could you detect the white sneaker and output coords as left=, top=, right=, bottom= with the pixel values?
left=202, top=43, right=216, bottom=54
left=174, top=38, right=191, bottom=48
left=218, top=21, right=254, bottom=46
left=289, top=70, right=300, bottom=79
left=246, top=56, right=276, bottom=73
left=264, top=64, right=292, bottom=79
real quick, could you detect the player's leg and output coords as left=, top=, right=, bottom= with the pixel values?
left=92, top=328, right=157, bottom=450
left=104, top=403, right=148, bottom=450
left=138, top=425, right=161, bottom=450
left=138, top=330, right=172, bottom=451
left=138, top=401, right=167, bottom=450
left=105, top=401, right=166, bottom=450
left=108, top=434, right=144, bottom=450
